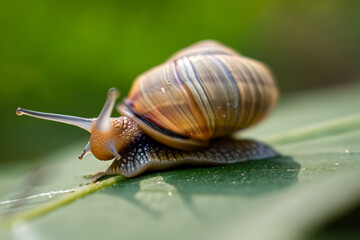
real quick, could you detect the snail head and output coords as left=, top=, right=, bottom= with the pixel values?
left=16, top=88, right=142, bottom=161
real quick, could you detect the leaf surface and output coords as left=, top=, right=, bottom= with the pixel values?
left=1, top=83, right=360, bottom=240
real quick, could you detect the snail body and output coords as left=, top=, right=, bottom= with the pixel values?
left=16, top=40, right=278, bottom=179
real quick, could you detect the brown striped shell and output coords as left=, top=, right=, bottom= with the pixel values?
left=118, top=40, right=278, bottom=150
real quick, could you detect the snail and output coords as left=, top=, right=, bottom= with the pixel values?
left=16, top=40, right=279, bottom=179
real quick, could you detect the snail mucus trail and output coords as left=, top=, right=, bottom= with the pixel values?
left=16, top=40, right=279, bottom=179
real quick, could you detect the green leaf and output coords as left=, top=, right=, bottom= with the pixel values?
left=1, top=83, right=360, bottom=240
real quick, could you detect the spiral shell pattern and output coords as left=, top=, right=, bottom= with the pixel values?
left=120, top=40, right=278, bottom=145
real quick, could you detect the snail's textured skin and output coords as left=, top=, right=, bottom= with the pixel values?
left=103, top=134, right=278, bottom=177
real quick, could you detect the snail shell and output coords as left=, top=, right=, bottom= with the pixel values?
left=119, top=40, right=278, bottom=150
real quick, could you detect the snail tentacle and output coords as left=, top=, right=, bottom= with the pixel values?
left=78, top=141, right=91, bottom=160
left=109, top=143, right=121, bottom=160
left=16, top=107, right=93, bottom=132
left=95, top=88, right=119, bottom=131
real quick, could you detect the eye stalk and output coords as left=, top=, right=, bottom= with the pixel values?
left=95, top=88, right=119, bottom=131
left=88, top=88, right=122, bottom=160
left=16, top=88, right=143, bottom=161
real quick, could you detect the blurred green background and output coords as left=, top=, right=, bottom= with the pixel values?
left=1, top=0, right=359, bottom=164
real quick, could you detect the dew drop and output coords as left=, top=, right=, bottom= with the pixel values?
left=160, top=87, right=166, bottom=93
left=334, top=162, right=340, bottom=166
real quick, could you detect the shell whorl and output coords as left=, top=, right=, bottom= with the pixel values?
left=119, top=40, right=278, bottom=150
